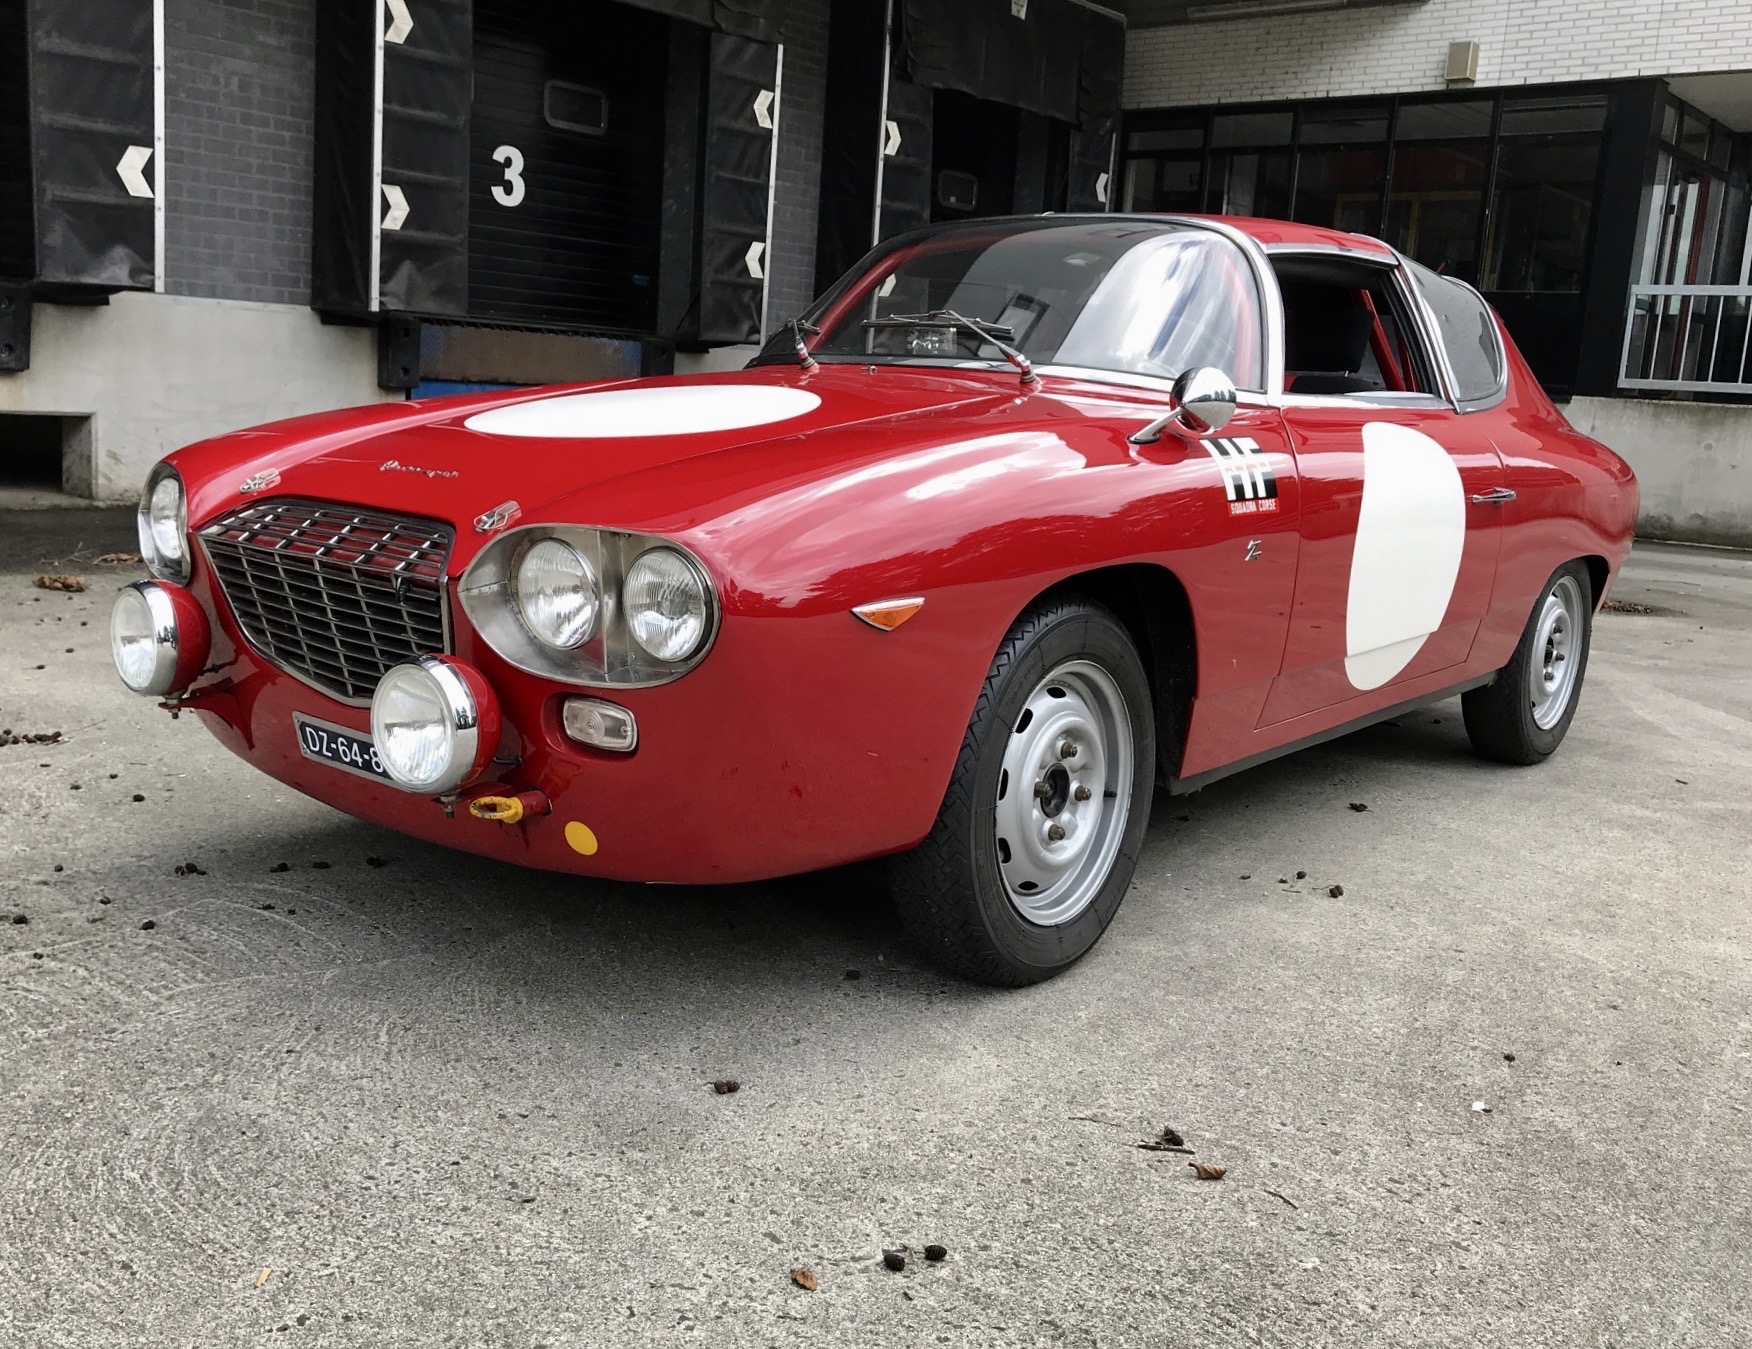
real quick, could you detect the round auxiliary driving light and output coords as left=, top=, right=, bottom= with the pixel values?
left=110, top=581, right=210, bottom=697
left=369, top=656, right=501, bottom=795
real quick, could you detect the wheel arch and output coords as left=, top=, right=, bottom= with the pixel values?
left=1580, top=554, right=1609, bottom=610
left=1027, top=563, right=1197, bottom=787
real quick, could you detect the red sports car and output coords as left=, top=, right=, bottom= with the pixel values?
left=111, top=215, right=1638, bottom=984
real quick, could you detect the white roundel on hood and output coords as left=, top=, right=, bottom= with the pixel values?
left=464, top=385, right=822, bottom=439
left=1344, top=421, right=1467, bottom=690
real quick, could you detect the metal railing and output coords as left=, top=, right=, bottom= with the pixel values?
left=1619, top=284, right=1752, bottom=395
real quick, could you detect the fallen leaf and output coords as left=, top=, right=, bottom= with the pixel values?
left=255, top=1267, right=272, bottom=1288
left=712, top=1079, right=740, bottom=1095
left=95, top=552, right=142, bottom=565
left=1188, top=1162, right=1227, bottom=1180
left=790, top=1268, right=818, bottom=1291
left=34, top=575, right=86, bottom=593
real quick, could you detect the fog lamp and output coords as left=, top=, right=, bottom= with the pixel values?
left=110, top=581, right=210, bottom=697
left=369, top=656, right=501, bottom=795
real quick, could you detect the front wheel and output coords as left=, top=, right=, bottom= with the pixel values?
left=891, top=597, right=1155, bottom=986
left=1463, top=561, right=1594, bottom=765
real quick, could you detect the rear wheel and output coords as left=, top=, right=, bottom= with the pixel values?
left=1463, top=561, right=1594, bottom=765
left=891, top=597, right=1155, bottom=985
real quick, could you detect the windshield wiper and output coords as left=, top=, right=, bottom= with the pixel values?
left=860, top=309, right=1038, bottom=386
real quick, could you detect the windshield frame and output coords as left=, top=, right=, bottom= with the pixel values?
left=754, top=214, right=1286, bottom=399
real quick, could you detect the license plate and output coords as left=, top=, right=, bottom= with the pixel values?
left=293, top=714, right=392, bottom=783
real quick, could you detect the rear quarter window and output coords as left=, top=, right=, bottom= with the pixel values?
left=1407, top=261, right=1504, bottom=405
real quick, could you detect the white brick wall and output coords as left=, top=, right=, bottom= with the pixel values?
left=1126, top=0, right=1752, bottom=108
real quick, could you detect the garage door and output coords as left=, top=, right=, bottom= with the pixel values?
left=470, top=0, right=668, bottom=332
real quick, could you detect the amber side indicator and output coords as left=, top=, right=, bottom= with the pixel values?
left=852, top=597, right=925, bottom=631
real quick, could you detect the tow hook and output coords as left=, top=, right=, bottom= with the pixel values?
left=466, top=790, right=551, bottom=825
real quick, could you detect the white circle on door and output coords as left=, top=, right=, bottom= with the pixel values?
left=1344, top=421, right=1467, bottom=690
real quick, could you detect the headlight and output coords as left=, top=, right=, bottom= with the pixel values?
left=623, top=549, right=710, bottom=662
left=514, top=538, right=600, bottom=649
left=369, top=656, right=500, bottom=795
left=109, top=580, right=211, bottom=697
left=137, top=464, right=190, bottom=583
left=458, top=528, right=719, bottom=688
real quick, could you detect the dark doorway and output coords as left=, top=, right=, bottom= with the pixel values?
left=0, top=414, right=73, bottom=491
left=931, top=90, right=1019, bottom=223
left=469, top=0, right=669, bottom=332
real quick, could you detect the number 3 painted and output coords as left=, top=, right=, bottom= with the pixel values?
left=491, top=144, right=526, bottom=207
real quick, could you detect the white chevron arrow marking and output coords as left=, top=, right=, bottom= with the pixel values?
left=1095, top=171, right=1110, bottom=206
left=745, top=240, right=765, bottom=280
left=753, top=88, right=775, bottom=130
left=117, top=145, right=154, bottom=199
left=384, top=0, right=413, bottom=44
left=884, top=120, right=901, bottom=157
left=381, top=184, right=410, bottom=231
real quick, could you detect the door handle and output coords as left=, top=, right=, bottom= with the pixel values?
left=1469, top=487, right=1516, bottom=504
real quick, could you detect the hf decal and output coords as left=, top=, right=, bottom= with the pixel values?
left=1205, top=438, right=1278, bottom=515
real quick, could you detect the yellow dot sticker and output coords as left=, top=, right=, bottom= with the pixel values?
left=564, top=821, right=599, bottom=856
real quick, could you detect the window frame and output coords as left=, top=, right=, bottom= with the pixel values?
left=1263, top=244, right=1454, bottom=411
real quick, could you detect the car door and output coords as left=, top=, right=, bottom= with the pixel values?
left=1258, top=254, right=1506, bottom=729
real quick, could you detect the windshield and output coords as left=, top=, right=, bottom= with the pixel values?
left=758, top=220, right=1264, bottom=390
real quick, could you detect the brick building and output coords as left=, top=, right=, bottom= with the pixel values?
left=2, top=0, right=1750, bottom=545
left=1123, top=0, right=1752, bottom=544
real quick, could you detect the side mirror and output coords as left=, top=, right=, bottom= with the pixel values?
left=1129, top=367, right=1239, bottom=444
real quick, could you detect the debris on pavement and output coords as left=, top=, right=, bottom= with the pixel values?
left=882, top=1250, right=906, bottom=1272
left=1263, top=1188, right=1298, bottom=1209
left=1136, top=1125, right=1193, bottom=1154
left=0, top=729, right=62, bottom=746
left=255, top=1267, right=272, bottom=1288
left=1504, top=1053, right=1517, bottom=1062
left=844, top=968, right=862, bottom=980
left=34, top=574, right=85, bottom=592
left=269, top=862, right=290, bottom=873
left=1328, top=884, right=1345, bottom=898
left=95, top=552, right=143, bottom=565
left=711, top=1079, right=741, bottom=1095
left=1471, top=1100, right=1491, bottom=1114
left=140, top=920, right=156, bottom=931
left=9, top=914, right=26, bottom=925
left=924, top=1244, right=948, bottom=1262
left=174, top=861, right=206, bottom=876
left=790, top=1268, right=818, bottom=1291
left=1188, top=1162, right=1227, bottom=1180
left=1348, top=802, right=1368, bottom=811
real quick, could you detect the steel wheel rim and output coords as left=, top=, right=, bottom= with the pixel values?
left=1530, top=575, right=1584, bottom=731
left=992, top=658, right=1134, bottom=926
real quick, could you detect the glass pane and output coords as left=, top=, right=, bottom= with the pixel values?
left=1395, top=100, right=1493, bottom=141
left=1293, top=146, right=1387, bottom=235
left=1708, top=129, right=1733, bottom=171
left=1500, top=96, right=1606, bottom=137
left=1210, top=111, right=1293, bottom=149
left=790, top=221, right=1265, bottom=391
left=1300, top=106, right=1389, bottom=145
left=1407, top=259, right=1503, bottom=402
left=1385, top=143, right=1488, bottom=282
left=1125, top=155, right=1203, bottom=212
left=1208, top=149, right=1291, bottom=218
left=1680, top=112, right=1711, bottom=160
left=1485, top=137, right=1602, bottom=291
left=1661, top=102, right=1680, bottom=144
left=1128, top=127, right=1204, bottom=153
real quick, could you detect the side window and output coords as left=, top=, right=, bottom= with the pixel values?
left=1407, top=260, right=1505, bottom=404
left=1055, top=232, right=1265, bottom=390
left=1272, top=256, right=1437, bottom=397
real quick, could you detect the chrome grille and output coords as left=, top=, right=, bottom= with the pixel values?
left=200, top=500, right=454, bottom=703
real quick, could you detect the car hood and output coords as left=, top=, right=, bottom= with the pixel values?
left=172, top=365, right=1024, bottom=557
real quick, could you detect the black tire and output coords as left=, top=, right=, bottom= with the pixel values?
left=1463, top=560, right=1594, bottom=765
left=891, top=595, right=1156, bottom=986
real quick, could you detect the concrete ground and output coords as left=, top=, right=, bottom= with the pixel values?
left=2, top=511, right=1748, bottom=1348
